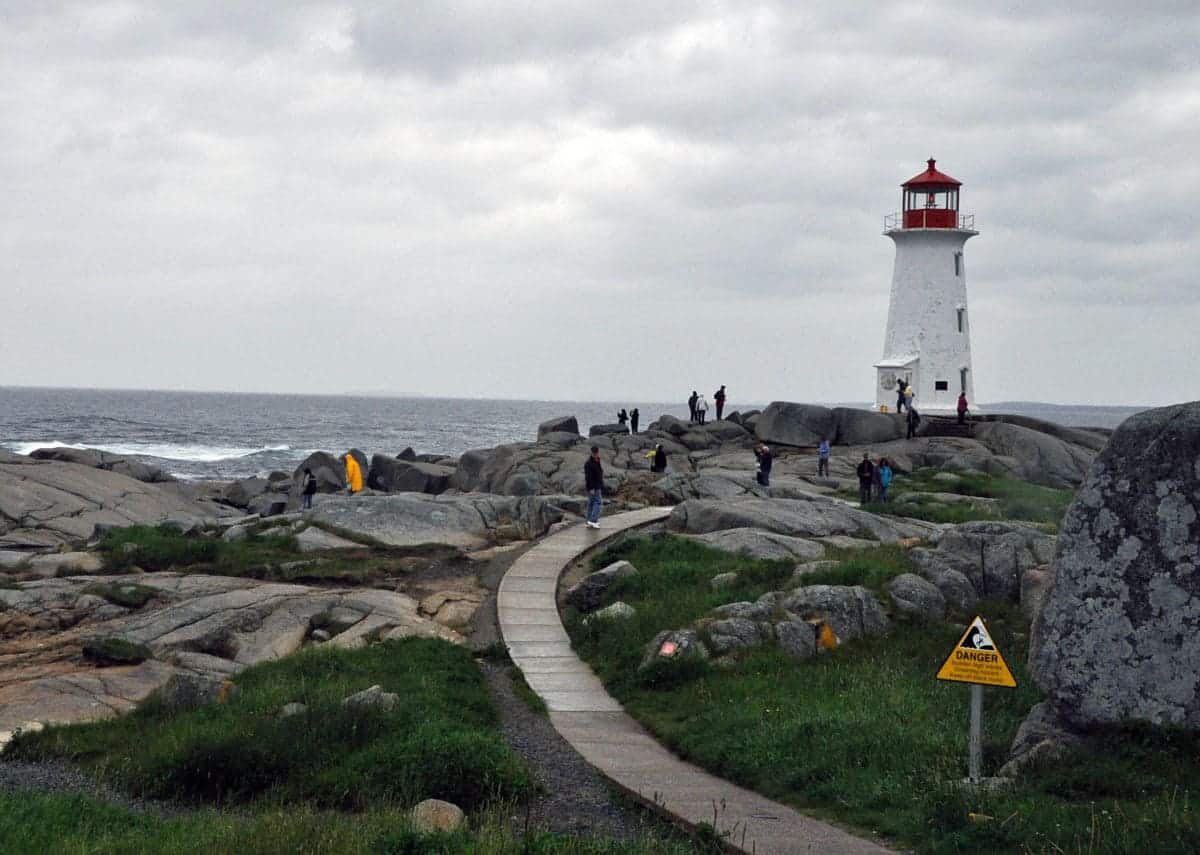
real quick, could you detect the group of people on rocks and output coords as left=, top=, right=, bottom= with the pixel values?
left=687, top=385, right=727, bottom=424
left=616, top=407, right=640, bottom=434
left=896, top=377, right=972, bottom=432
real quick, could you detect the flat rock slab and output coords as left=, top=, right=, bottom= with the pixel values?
left=308, top=493, right=583, bottom=550
left=681, top=527, right=825, bottom=561
left=0, top=457, right=214, bottom=549
left=499, top=508, right=895, bottom=854
left=669, top=496, right=937, bottom=543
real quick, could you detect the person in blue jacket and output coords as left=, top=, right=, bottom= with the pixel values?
left=878, top=457, right=893, bottom=503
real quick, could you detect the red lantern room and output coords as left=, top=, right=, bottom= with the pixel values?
left=900, top=158, right=961, bottom=229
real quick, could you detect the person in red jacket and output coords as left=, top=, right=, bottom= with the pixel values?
left=957, top=392, right=970, bottom=425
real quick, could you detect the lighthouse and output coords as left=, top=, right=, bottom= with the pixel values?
left=874, top=159, right=979, bottom=414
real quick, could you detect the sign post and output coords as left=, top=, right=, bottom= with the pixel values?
left=936, top=615, right=1016, bottom=784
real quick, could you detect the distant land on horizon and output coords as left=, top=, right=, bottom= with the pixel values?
left=0, top=384, right=1172, bottom=412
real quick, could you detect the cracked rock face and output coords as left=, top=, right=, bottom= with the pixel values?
left=1031, top=402, right=1200, bottom=729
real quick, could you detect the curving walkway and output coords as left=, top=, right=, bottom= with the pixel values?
left=498, top=508, right=894, bottom=855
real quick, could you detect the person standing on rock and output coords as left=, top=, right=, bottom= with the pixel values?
left=957, top=392, right=969, bottom=425
left=630, top=408, right=639, bottom=434
left=714, top=385, right=727, bottom=420
left=646, top=443, right=667, bottom=473
left=895, top=378, right=908, bottom=413
left=754, top=442, right=773, bottom=487
left=817, top=436, right=830, bottom=478
left=617, top=408, right=628, bottom=427
left=695, top=394, right=708, bottom=425
left=688, top=390, right=699, bottom=423
left=344, top=454, right=363, bottom=495
left=878, top=457, right=893, bottom=503
left=856, top=452, right=875, bottom=506
left=906, top=407, right=920, bottom=440
left=903, top=383, right=915, bottom=412
left=301, top=468, right=317, bottom=510
left=584, top=445, right=604, bottom=529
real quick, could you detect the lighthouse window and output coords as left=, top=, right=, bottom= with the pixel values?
left=954, top=252, right=962, bottom=276
left=935, top=381, right=949, bottom=391
left=957, top=308, right=965, bottom=333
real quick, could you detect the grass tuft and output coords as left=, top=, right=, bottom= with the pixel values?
left=82, top=636, right=153, bottom=665
left=82, top=581, right=158, bottom=608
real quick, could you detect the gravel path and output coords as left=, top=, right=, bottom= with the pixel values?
left=0, top=758, right=182, bottom=816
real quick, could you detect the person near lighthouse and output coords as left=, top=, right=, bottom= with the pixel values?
left=957, top=392, right=970, bottom=425
left=895, top=378, right=908, bottom=413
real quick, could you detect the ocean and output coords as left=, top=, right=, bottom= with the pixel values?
left=0, top=387, right=1147, bottom=482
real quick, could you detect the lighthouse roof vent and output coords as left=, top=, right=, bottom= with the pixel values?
left=902, top=158, right=961, bottom=188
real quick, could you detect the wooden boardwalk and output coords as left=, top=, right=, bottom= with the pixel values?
left=497, top=508, right=895, bottom=854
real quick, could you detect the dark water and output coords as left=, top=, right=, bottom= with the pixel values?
left=0, top=387, right=1147, bottom=481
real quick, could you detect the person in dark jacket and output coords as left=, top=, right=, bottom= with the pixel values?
left=896, top=378, right=908, bottom=413
left=301, top=468, right=317, bottom=510
left=617, top=408, right=628, bottom=426
left=688, top=391, right=699, bottom=423
left=714, top=385, right=727, bottom=420
left=584, top=446, right=604, bottom=529
left=856, top=452, right=875, bottom=506
left=647, top=443, right=667, bottom=473
left=754, top=442, right=773, bottom=487
left=906, top=407, right=920, bottom=440
left=957, top=392, right=969, bottom=425
left=630, top=408, right=639, bottom=434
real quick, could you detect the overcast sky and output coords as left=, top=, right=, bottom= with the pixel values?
left=2, top=1, right=1196, bottom=407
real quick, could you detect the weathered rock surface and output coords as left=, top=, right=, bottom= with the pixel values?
left=910, top=521, right=1055, bottom=603
left=295, top=527, right=362, bottom=552
left=564, top=560, right=638, bottom=612
left=640, top=628, right=708, bottom=667
left=1030, top=402, right=1200, bottom=730
left=366, top=456, right=454, bottom=494
left=780, top=585, right=889, bottom=643
left=0, top=455, right=214, bottom=549
left=537, top=415, right=579, bottom=438
left=0, top=572, right=459, bottom=739
left=411, top=798, right=466, bottom=834
left=755, top=402, right=835, bottom=448
left=681, top=527, right=826, bottom=562
left=342, top=683, right=399, bottom=712
left=308, top=493, right=585, bottom=550
left=29, top=447, right=174, bottom=483
left=589, top=423, right=629, bottom=437
left=668, top=496, right=938, bottom=544
left=887, top=573, right=946, bottom=621
left=775, top=619, right=817, bottom=659
left=290, top=452, right=346, bottom=497
left=419, top=588, right=484, bottom=631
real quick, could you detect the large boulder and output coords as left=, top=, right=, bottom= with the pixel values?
left=537, top=415, right=579, bottom=438
left=449, top=448, right=492, bottom=492
left=1030, top=402, right=1200, bottom=730
left=291, top=452, right=345, bottom=495
left=831, top=408, right=904, bottom=446
left=589, top=423, right=629, bottom=437
left=563, top=560, right=638, bottom=612
left=646, top=415, right=691, bottom=437
left=221, top=477, right=270, bottom=509
left=781, top=585, right=889, bottom=643
left=366, top=456, right=454, bottom=494
left=755, top=402, right=834, bottom=448
left=910, top=521, right=1055, bottom=603
left=887, top=573, right=946, bottom=621
left=972, top=421, right=1096, bottom=488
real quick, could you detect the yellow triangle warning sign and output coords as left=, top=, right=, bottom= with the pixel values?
left=936, top=615, right=1017, bottom=688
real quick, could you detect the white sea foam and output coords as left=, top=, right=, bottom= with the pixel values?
left=2, top=441, right=290, bottom=462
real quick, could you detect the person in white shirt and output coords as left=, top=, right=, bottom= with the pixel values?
left=695, top=394, right=709, bottom=425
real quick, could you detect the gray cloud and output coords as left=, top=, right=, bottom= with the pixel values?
left=0, top=1, right=1196, bottom=406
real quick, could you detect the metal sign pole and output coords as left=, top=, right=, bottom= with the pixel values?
left=968, top=684, right=983, bottom=783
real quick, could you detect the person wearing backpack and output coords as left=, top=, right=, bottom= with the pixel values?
left=906, top=407, right=921, bottom=440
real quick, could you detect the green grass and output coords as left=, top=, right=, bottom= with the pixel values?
left=851, top=470, right=1075, bottom=530
left=81, top=636, right=153, bottom=665
left=94, top=524, right=431, bottom=584
left=0, top=792, right=704, bottom=855
left=9, top=638, right=531, bottom=812
left=82, top=582, right=158, bottom=608
left=566, top=537, right=1200, bottom=854
left=509, top=666, right=549, bottom=716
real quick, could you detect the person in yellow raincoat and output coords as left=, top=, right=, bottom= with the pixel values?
left=344, top=453, right=363, bottom=494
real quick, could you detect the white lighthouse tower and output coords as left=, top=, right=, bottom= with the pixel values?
left=874, top=159, right=979, bottom=414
